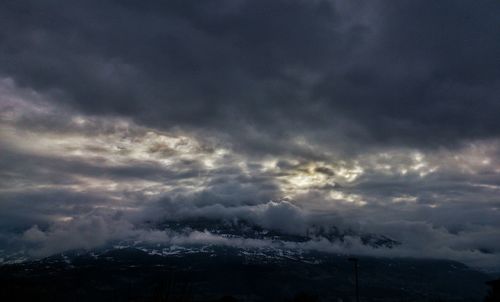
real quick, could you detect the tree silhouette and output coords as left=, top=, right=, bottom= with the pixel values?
left=484, top=279, right=500, bottom=302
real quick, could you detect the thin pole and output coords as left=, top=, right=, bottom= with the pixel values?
left=348, top=257, right=360, bottom=302
left=354, top=260, right=359, bottom=302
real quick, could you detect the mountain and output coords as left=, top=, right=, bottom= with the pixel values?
left=155, top=217, right=401, bottom=249
left=0, top=244, right=492, bottom=302
left=0, top=219, right=494, bottom=301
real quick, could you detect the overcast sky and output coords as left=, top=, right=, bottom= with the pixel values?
left=1, top=0, right=500, bottom=269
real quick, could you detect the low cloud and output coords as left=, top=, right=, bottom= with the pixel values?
left=15, top=207, right=500, bottom=270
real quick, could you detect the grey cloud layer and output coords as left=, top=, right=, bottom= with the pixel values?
left=1, top=1, right=500, bottom=269
left=2, top=86, right=500, bottom=269
left=1, top=0, right=499, bottom=154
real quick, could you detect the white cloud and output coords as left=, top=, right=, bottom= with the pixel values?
left=1, top=79, right=500, bottom=270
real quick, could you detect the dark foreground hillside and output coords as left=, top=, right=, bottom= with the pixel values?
left=0, top=246, right=493, bottom=302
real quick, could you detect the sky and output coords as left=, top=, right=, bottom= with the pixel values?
left=1, top=0, right=500, bottom=269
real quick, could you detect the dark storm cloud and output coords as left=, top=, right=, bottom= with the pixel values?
left=1, top=0, right=498, bottom=154
left=2, top=0, right=500, bottom=269
left=314, top=0, right=500, bottom=146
